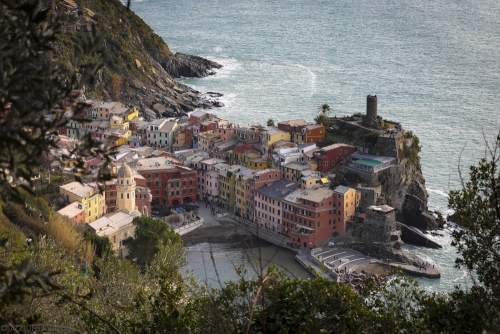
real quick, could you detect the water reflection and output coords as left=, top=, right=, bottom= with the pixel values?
left=183, top=240, right=313, bottom=287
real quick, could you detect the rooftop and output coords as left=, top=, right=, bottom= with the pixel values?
left=368, top=205, right=395, bottom=213
left=354, top=158, right=382, bottom=167
left=278, top=119, right=308, bottom=127
left=334, top=185, right=352, bottom=195
left=135, top=157, right=176, bottom=171
left=301, top=187, right=335, bottom=203
left=320, top=143, right=355, bottom=152
left=159, top=121, right=176, bottom=132
left=351, top=152, right=396, bottom=164
left=255, top=179, right=297, bottom=200
left=99, top=102, right=118, bottom=110
left=200, top=158, right=225, bottom=165
left=60, top=182, right=100, bottom=198
left=89, top=210, right=141, bottom=237
left=190, top=110, right=207, bottom=118
left=57, top=201, right=86, bottom=219
left=282, top=162, right=311, bottom=171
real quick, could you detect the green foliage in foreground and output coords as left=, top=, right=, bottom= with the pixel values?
left=122, top=216, right=183, bottom=264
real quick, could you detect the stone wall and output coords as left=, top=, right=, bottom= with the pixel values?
left=371, top=135, right=399, bottom=158
left=361, top=209, right=397, bottom=244
left=355, top=185, right=381, bottom=210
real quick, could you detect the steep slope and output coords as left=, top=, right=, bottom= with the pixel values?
left=48, top=0, right=221, bottom=116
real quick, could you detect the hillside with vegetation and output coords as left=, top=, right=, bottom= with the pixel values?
left=46, top=0, right=221, bottom=117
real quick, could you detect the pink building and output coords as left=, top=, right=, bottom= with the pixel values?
left=254, top=179, right=297, bottom=232
left=246, top=169, right=283, bottom=224
left=196, top=158, right=225, bottom=200
left=213, top=127, right=235, bottom=147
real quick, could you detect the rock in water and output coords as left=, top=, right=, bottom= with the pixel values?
left=162, top=53, right=222, bottom=78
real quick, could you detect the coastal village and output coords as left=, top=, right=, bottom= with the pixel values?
left=49, top=93, right=441, bottom=281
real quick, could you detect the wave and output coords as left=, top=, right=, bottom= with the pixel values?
left=427, top=187, right=449, bottom=198
left=198, top=55, right=241, bottom=80
left=295, top=64, right=317, bottom=95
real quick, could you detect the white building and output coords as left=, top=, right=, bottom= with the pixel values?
left=146, top=119, right=179, bottom=149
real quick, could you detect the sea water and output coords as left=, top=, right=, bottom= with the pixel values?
left=129, top=0, right=500, bottom=292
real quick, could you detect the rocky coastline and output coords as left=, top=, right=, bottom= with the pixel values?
left=112, top=53, right=223, bottom=119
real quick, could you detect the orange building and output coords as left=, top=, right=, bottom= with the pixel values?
left=292, top=124, right=325, bottom=144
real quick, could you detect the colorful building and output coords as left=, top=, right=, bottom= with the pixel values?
left=254, top=179, right=296, bottom=232
left=291, top=124, right=325, bottom=144
left=313, top=143, right=356, bottom=174
left=219, top=165, right=244, bottom=211
left=332, top=185, right=357, bottom=235
left=260, top=127, right=291, bottom=157
left=57, top=201, right=86, bottom=225
left=59, top=181, right=106, bottom=223
left=246, top=169, right=284, bottom=226
left=282, top=187, right=338, bottom=248
left=134, top=157, right=197, bottom=206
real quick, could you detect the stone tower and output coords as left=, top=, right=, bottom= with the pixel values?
left=361, top=205, right=400, bottom=243
left=362, top=95, right=384, bottom=129
left=116, top=163, right=136, bottom=213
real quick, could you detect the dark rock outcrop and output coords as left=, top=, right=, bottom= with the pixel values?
left=162, top=53, right=222, bottom=78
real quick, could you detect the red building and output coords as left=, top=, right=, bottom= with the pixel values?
left=313, top=144, right=356, bottom=173
left=105, top=180, right=118, bottom=213
left=282, top=187, right=338, bottom=248
left=134, top=157, right=197, bottom=206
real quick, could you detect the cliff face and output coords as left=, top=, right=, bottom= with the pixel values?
left=378, top=162, right=436, bottom=230
left=48, top=0, right=222, bottom=117
left=332, top=118, right=436, bottom=230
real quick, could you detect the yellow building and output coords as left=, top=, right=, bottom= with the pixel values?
left=59, top=181, right=106, bottom=223
left=124, top=107, right=138, bottom=122
left=89, top=163, right=142, bottom=252
left=307, top=160, right=318, bottom=171
left=282, top=162, right=312, bottom=183
left=198, top=130, right=220, bottom=152
left=300, top=175, right=320, bottom=189
left=234, top=169, right=253, bottom=219
left=247, top=157, right=272, bottom=170
left=110, top=116, right=130, bottom=130
left=219, top=165, right=243, bottom=211
left=261, top=127, right=291, bottom=156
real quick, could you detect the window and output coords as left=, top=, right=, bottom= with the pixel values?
left=147, top=174, right=151, bottom=179
left=147, top=182, right=151, bottom=187
left=165, top=173, right=169, bottom=178
left=121, top=194, right=123, bottom=199
left=127, top=194, right=129, bottom=199
left=318, top=221, right=321, bottom=227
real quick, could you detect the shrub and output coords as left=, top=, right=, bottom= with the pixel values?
left=364, top=131, right=380, bottom=146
